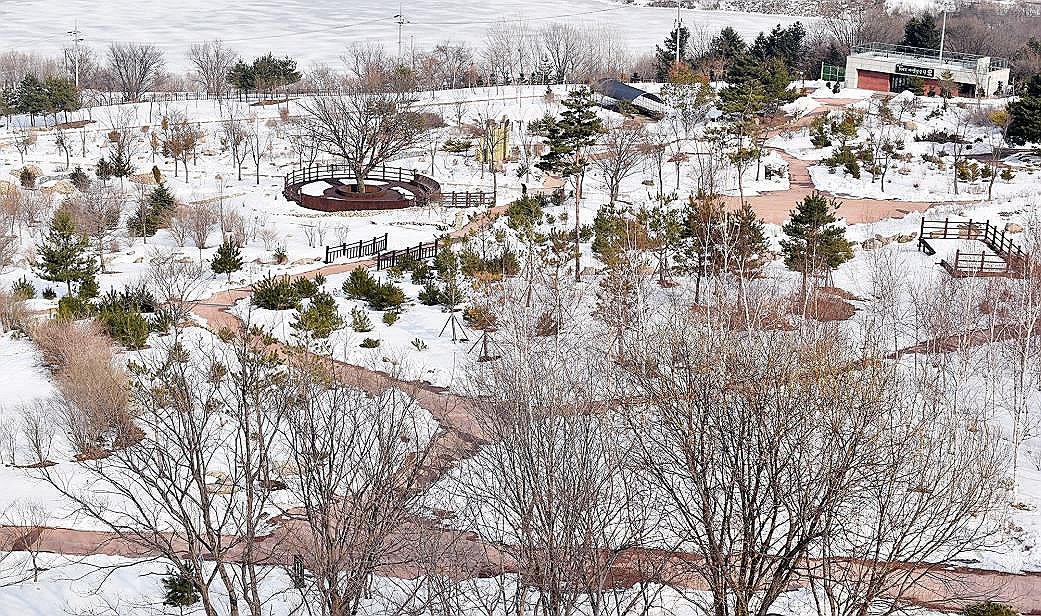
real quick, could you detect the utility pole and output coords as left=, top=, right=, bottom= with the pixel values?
left=675, top=4, right=681, bottom=70
left=67, top=22, right=84, bottom=88
left=938, top=9, right=947, bottom=64
left=394, top=2, right=409, bottom=60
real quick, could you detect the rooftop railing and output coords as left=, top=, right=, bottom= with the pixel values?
left=851, top=42, right=1009, bottom=71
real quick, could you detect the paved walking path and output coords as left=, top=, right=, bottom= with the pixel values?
left=718, top=98, right=936, bottom=225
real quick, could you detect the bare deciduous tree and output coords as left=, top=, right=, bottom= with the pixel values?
left=187, top=40, right=238, bottom=100
left=243, top=116, right=271, bottom=185
left=591, top=118, right=647, bottom=205
left=68, top=184, right=124, bottom=273
left=297, top=67, right=426, bottom=192
left=186, top=201, right=220, bottom=254
left=280, top=353, right=439, bottom=616
left=106, top=42, right=166, bottom=103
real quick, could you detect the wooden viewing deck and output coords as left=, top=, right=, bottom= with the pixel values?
left=918, top=218, right=1026, bottom=278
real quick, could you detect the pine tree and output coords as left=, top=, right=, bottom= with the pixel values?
left=749, top=23, right=807, bottom=72
left=43, top=76, right=80, bottom=123
left=708, top=27, right=748, bottom=75
left=292, top=291, right=343, bottom=339
left=109, top=140, right=135, bottom=179
left=727, top=202, right=769, bottom=275
left=70, top=166, right=91, bottom=191
left=902, top=14, right=941, bottom=49
left=780, top=192, right=853, bottom=289
left=535, top=87, right=603, bottom=282
left=35, top=210, right=96, bottom=295
left=211, top=240, right=243, bottom=280
left=161, top=570, right=200, bottom=608
left=16, top=74, right=48, bottom=126
left=95, top=158, right=113, bottom=184
left=147, top=183, right=178, bottom=224
left=0, top=86, right=15, bottom=119
left=655, top=25, right=691, bottom=81
left=1008, top=75, right=1041, bottom=146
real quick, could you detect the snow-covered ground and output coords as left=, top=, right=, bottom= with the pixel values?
left=0, top=69, right=1039, bottom=615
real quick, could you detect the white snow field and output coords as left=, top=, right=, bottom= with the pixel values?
left=0, top=0, right=810, bottom=70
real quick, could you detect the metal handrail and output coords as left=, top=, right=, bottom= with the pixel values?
left=852, top=41, right=1009, bottom=70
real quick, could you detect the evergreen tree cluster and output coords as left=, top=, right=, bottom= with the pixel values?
left=292, top=291, right=343, bottom=339
left=251, top=274, right=325, bottom=311
left=227, top=53, right=302, bottom=94
left=1008, top=75, right=1041, bottom=146
left=902, top=13, right=942, bottom=49
left=341, top=268, right=407, bottom=311
left=0, top=74, right=80, bottom=125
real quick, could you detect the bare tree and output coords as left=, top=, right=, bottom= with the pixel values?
left=69, top=184, right=124, bottom=273
left=221, top=110, right=251, bottom=181
left=187, top=40, right=238, bottom=99
left=297, top=80, right=425, bottom=192
left=147, top=248, right=211, bottom=322
left=106, top=42, right=166, bottom=103
left=483, top=21, right=536, bottom=85
left=538, top=23, right=586, bottom=83
left=810, top=385, right=1006, bottom=616
left=444, top=276, right=660, bottom=616
left=244, top=116, right=271, bottom=185
left=819, top=0, right=900, bottom=54
left=168, top=205, right=191, bottom=247
left=12, top=129, right=36, bottom=166
left=625, top=314, right=919, bottom=616
left=186, top=201, right=220, bottom=255
left=2, top=498, right=51, bottom=583
left=279, top=353, right=439, bottom=616
left=162, top=112, right=201, bottom=181
left=591, top=118, right=647, bottom=205
left=54, top=126, right=72, bottom=170
left=429, top=42, right=476, bottom=90
left=41, top=329, right=297, bottom=616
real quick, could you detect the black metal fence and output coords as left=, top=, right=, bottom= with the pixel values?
left=376, top=239, right=442, bottom=270
left=324, top=233, right=389, bottom=264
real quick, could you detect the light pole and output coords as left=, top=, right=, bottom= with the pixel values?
left=938, top=9, right=947, bottom=64
left=67, top=23, right=84, bottom=88
left=394, top=2, right=410, bottom=60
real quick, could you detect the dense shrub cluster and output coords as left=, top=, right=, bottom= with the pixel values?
left=252, top=275, right=322, bottom=310
left=341, top=269, right=406, bottom=311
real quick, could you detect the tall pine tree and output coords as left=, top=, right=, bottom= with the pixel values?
left=536, top=87, right=603, bottom=282
left=655, top=25, right=691, bottom=81
left=35, top=210, right=96, bottom=295
left=902, top=14, right=941, bottom=49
